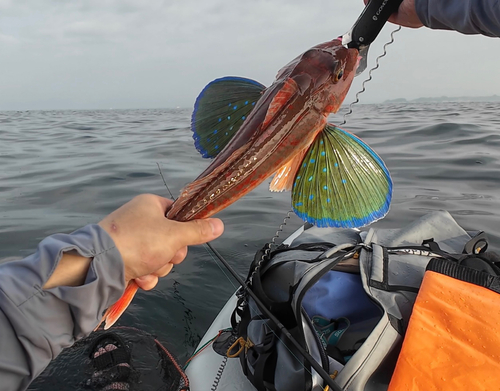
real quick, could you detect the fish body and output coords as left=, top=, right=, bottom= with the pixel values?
left=167, top=39, right=359, bottom=222
left=99, top=39, right=393, bottom=330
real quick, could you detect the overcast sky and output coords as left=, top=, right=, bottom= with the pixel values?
left=1, top=0, right=499, bottom=111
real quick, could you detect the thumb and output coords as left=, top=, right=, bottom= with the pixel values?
left=173, top=218, right=224, bottom=247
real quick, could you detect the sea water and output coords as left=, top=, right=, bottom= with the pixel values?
left=1, top=103, right=499, bottom=388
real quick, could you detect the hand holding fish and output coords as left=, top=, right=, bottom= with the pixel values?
left=99, top=194, right=223, bottom=288
left=95, top=194, right=224, bottom=328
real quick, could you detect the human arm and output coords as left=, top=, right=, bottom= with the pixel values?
left=363, top=0, right=500, bottom=37
left=0, top=194, right=224, bottom=391
left=416, top=0, right=500, bottom=37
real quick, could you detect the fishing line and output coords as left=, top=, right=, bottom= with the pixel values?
left=339, top=26, right=401, bottom=127
left=157, top=162, right=176, bottom=199
left=204, top=243, right=240, bottom=291
left=156, top=164, right=340, bottom=389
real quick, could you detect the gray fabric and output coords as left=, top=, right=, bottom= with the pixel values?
left=0, top=224, right=125, bottom=391
left=292, top=226, right=361, bottom=247
left=416, top=0, right=500, bottom=37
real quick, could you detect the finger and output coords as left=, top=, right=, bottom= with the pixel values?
left=156, top=195, right=174, bottom=212
left=135, top=274, right=159, bottom=291
left=137, top=193, right=174, bottom=214
left=170, top=246, right=188, bottom=265
left=171, top=218, right=224, bottom=247
left=155, top=262, right=174, bottom=278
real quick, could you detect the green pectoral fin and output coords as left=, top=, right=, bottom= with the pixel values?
left=291, top=124, right=392, bottom=228
left=191, top=76, right=266, bottom=158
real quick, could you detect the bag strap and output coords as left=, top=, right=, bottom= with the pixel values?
left=462, top=231, right=488, bottom=254
left=427, top=257, right=500, bottom=295
left=292, top=246, right=361, bottom=346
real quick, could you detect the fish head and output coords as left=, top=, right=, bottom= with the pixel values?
left=292, top=39, right=359, bottom=114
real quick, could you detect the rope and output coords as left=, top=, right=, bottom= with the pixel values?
left=249, top=209, right=294, bottom=283
left=183, top=328, right=232, bottom=370
left=210, top=356, right=228, bottom=391
left=339, top=26, right=402, bottom=127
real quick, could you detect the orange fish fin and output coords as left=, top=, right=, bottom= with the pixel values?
left=269, top=148, right=308, bottom=192
left=262, top=78, right=299, bottom=129
left=95, top=280, right=139, bottom=331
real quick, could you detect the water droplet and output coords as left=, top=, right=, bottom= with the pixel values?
left=308, top=176, right=313, bottom=181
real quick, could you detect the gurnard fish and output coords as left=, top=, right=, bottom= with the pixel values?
left=98, top=38, right=392, bottom=330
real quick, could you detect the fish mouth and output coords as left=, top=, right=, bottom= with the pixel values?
left=347, top=48, right=360, bottom=74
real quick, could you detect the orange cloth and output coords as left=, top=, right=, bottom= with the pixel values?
left=388, top=271, right=500, bottom=391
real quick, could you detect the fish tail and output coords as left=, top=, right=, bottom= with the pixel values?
left=95, top=280, right=139, bottom=331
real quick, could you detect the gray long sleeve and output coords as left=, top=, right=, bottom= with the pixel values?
left=0, top=224, right=125, bottom=391
left=416, top=0, right=500, bottom=37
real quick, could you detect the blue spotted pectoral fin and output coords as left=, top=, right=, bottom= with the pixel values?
left=291, top=124, right=392, bottom=228
left=191, top=76, right=266, bottom=158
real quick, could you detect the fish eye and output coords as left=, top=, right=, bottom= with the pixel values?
left=333, top=66, right=345, bottom=83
